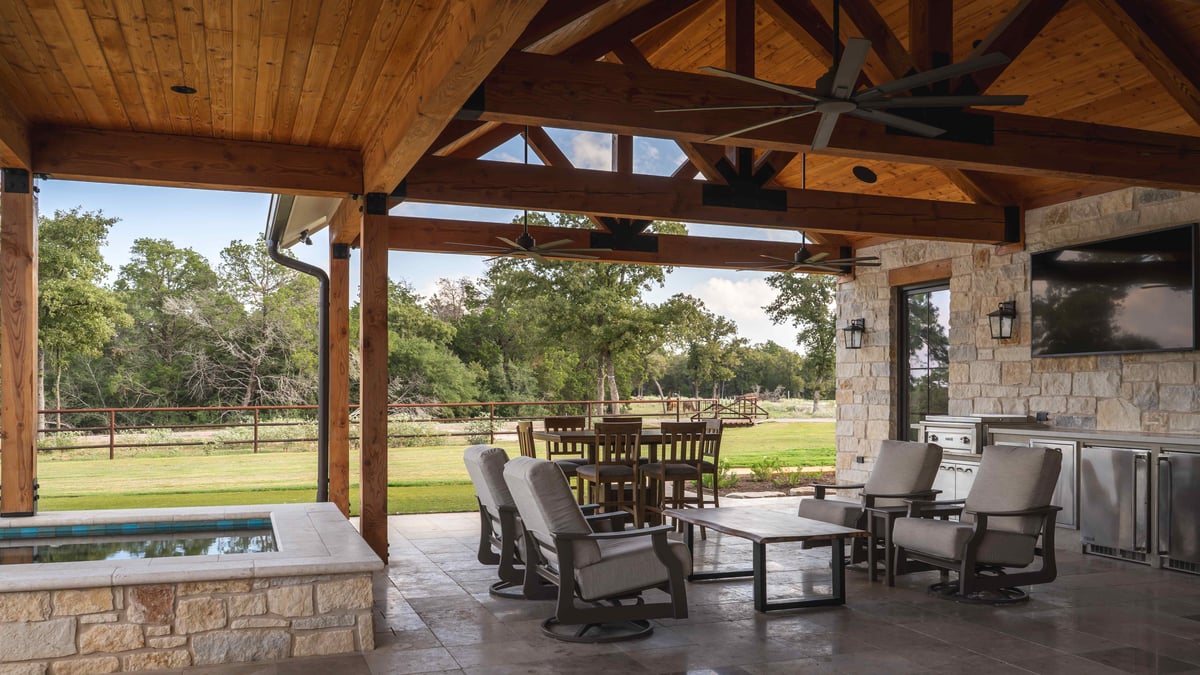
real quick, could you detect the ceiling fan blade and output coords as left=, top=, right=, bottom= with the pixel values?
left=708, top=110, right=818, bottom=143
left=810, top=112, right=841, bottom=150
left=535, top=239, right=576, bottom=249
left=805, top=251, right=831, bottom=262
left=759, top=254, right=793, bottom=262
left=854, top=52, right=1011, bottom=100
left=861, top=94, right=1028, bottom=108
left=698, top=66, right=822, bottom=101
left=792, top=263, right=845, bottom=273
left=543, top=252, right=600, bottom=260
left=831, top=38, right=872, bottom=98
left=445, top=242, right=510, bottom=251
left=496, top=236, right=527, bottom=250
left=551, top=247, right=613, bottom=254
left=849, top=108, right=946, bottom=138
left=656, top=103, right=815, bottom=113
left=822, top=258, right=882, bottom=266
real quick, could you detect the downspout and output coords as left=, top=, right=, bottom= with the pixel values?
left=266, top=195, right=329, bottom=502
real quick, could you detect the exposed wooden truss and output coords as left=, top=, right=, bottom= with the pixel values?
left=0, top=95, right=29, bottom=169
left=400, top=156, right=1015, bottom=243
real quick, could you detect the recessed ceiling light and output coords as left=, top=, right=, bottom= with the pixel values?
left=852, top=165, right=878, bottom=184
left=170, top=85, right=197, bottom=95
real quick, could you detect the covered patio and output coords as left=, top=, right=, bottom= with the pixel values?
left=3, top=0, right=1200, bottom=672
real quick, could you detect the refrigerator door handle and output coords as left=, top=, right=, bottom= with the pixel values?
left=1134, top=453, right=1149, bottom=553
left=1159, top=455, right=1172, bottom=556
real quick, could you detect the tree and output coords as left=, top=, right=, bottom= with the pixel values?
left=659, top=294, right=744, bottom=399
left=38, top=209, right=130, bottom=424
left=763, top=274, right=837, bottom=411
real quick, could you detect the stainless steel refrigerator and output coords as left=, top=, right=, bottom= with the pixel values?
left=1159, top=450, right=1200, bottom=574
left=1081, top=446, right=1151, bottom=563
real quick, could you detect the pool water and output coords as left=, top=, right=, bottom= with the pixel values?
left=0, top=518, right=276, bottom=564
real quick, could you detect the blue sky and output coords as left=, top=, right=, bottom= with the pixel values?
left=35, top=129, right=804, bottom=348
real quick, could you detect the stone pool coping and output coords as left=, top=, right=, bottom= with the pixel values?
left=0, top=503, right=384, bottom=592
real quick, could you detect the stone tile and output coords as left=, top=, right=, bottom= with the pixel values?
left=1081, top=646, right=1200, bottom=674
left=363, top=646, right=460, bottom=674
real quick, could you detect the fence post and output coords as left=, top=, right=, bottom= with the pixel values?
left=109, top=409, right=115, bottom=460
left=488, top=403, right=495, bottom=444
left=675, top=399, right=680, bottom=422
left=253, top=408, right=259, bottom=454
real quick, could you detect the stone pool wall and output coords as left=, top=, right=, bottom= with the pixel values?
left=0, top=572, right=373, bottom=674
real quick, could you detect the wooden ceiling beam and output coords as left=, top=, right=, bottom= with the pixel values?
left=361, top=0, right=546, bottom=194
left=446, top=123, right=524, bottom=159
left=399, top=156, right=1013, bottom=244
left=759, top=0, right=835, bottom=69
left=909, top=0, right=954, bottom=72
left=636, top=0, right=718, bottom=60
left=329, top=197, right=363, bottom=246
left=515, top=0, right=611, bottom=51
left=839, top=0, right=915, bottom=80
left=387, top=215, right=844, bottom=273
left=1084, top=0, right=1200, bottom=127
left=561, top=0, right=704, bottom=62
left=473, top=52, right=1200, bottom=191
left=956, top=0, right=1068, bottom=95
left=0, top=92, right=30, bottom=169
left=32, top=127, right=361, bottom=196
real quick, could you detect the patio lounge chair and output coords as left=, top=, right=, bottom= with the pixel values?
left=796, top=440, right=942, bottom=579
left=503, top=455, right=689, bottom=642
left=463, top=444, right=526, bottom=599
left=892, top=444, right=1062, bottom=604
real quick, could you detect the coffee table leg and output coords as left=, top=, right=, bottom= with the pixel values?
left=831, top=541, right=845, bottom=604
left=753, top=542, right=767, bottom=612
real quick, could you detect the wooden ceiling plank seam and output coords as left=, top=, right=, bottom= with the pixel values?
left=475, top=51, right=1200, bottom=191
left=111, top=0, right=174, bottom=133
left=171, top=0, right=215, bottom=138
left=561, top=0, right=703, bottom=62
left=81, top=0, right=152, bottom=131
left=142, top=0, right=194, bottom=135
left=305, top=0, right=382, bottom=146
left=516, top=0, right=613, bottom=51
left=269, top=0, right=322, bottom=142
left=290, top=0, right=349, bottom=145
left=32, top=126, right=362, bottom=196
left=326, top=0, right=421, bottom=147
left=0, top=19, right=60, bottom=127
left=402, top=155, right=1012, bottom=244
left=360, top=0, right=547, bottom=193
left=1084, top=0, right=1200, bottom=128
left=909, top=0, right=954, bottom=72
left=53, top=0, right=135, bottom=130
left=0, top=1, right=89, bottom=126
left=230, top=0, right=263, bottom=139
left=955, top=0, right=1068, bottom=96
left=200, top=0, right=234, bottom=138
left=25, top=1, right=117, bottom=128
left=635, top=0, right=718, bottom=60
left=251, top=0, right=291, bottom=141
left=387, top=215, right=847, bottom=273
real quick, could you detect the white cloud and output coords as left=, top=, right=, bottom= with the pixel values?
left=686, top=276, right=800, bottom=349
left=568, top=131, right=612, bottom=170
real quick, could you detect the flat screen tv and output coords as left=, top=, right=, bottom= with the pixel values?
left=1030, top=224, right=1198, bottom=357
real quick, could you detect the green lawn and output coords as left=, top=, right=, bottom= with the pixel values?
left=35, top=420, right=833, bottom=514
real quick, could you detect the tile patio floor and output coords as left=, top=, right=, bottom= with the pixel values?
left=174, top=497, right=1200, bottom=674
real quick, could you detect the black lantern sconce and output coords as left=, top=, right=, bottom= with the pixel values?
left=988, top=301, right=1017, bottom=340
left=842, top=318, right=865, bottom=349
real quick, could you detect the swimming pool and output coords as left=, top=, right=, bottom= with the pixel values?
left=0, top=517, right=276, bottom=564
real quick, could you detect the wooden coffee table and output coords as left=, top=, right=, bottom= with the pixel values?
left=664, top=507, right=867, bottom=612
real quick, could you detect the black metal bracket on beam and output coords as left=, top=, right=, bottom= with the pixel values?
left=331, top=243, right=352, bottom=260
left=885, top=110, right=994, bottom=145
left=456, top=84, right=486, bottom=121
left=702, top=183, right=787, bottom=212
left=1, top=168, right=31, bottom=194
left=363, top=192, right=389, bottom=216
left=1003, top=206, right=1022, bottom=244
left=590, top=230, right=658, bottom=253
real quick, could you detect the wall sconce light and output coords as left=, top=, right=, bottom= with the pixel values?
left=842, top=318, right=865, bottom=349
left=988, top=301, right=1017, bottom=340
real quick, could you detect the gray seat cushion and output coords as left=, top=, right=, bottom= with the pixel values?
left=464, top=445, right=514, bottom=512
left=553, top=459, right=586, bottom=477
left=893, top=517, right=1036, bottom=567
left=963, top=445, right=1062, bottom=535
left=640, top=462, right=700, bottom=479
left=503, top=457, right=602, bottom=568
left=576, top=464, right=636, bottom=480
left=575, top=537, right=692, bottom=601
left=864, top=440, right=943, bottom=507
left=797, top=497, right=862, bottom=528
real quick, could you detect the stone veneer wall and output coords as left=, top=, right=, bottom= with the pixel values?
left=0, top=573, right=373, bottom=674
left=835, top=187, right=1200, bottom=483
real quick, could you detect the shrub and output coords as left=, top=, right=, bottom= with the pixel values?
left=749, top=456, right=783, bottom=482
left=703, top=459, right=739, bottom=490
left=772, top=470, right=802, bottom=488
left=463, top=416, right=496, bottom=445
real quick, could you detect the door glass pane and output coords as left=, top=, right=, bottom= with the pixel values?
left=900, top=286, right=950, bottom=439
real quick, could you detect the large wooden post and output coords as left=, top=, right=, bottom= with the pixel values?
left=1, top=168, right=38, bottom=517
left=328, top=238, right=351, bottom=517
left=359, top=194, right=389, bottom=561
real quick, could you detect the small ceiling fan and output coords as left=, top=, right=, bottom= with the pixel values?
left=657, top=1, right=1028, bottom=149
left=445, top=129, right=611, bottom=262
left=731, top=233, right=881, bottom=274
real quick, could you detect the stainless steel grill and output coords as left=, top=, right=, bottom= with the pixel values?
left=918, top=414, right=1033, bottom=454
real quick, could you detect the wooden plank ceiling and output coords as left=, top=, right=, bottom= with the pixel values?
left=1, top=0, right=1200, bottom=249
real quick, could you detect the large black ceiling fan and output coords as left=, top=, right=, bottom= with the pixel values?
left=731, top=233, right=880, bottom=274
left=658, top=3, right=1029, bottom=149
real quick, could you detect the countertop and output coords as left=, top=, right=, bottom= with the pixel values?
left=990, top=425, right=1200, bottom=448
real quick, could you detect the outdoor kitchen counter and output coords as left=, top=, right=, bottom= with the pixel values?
left=989, top=426, right=1200, bottom=448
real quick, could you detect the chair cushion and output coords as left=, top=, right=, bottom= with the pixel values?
left=864, top=440, right=943, bottom=507
left=893, top=517, right=1036, bottom=567
left=576, top=464, right=636, bottom=480
left=463, top=445, right=514, bottom=511
left=640, top=462, right=700, bottom=479
left=964, top=445, right=1062, bottom=535
left=503, top=457, right=601, bottom=568
left=553, top=459, right=584, bottom=476
left=574, top=537, right=692, bottom=601
left=797, top=497, right=863, bottom=528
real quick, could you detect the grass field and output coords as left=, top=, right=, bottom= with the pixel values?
left=35, top=420, right=833, bottom=515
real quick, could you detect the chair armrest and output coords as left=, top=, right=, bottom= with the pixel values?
left=585, top=511, right=630, bottom=532
left=812, top=482, right=865, bottom=499
left=579, top=504, right=601, bottom=515
left=964, top=505, right=1063, bottom=517
left=558, top=525, right=674, bottom=541
left=864, top=489, right=939, bottom=500
left=905, top=498, right=965, bottom=517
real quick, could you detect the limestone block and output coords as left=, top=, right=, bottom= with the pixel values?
left=52, top=589, right=112, bottom=617
left=77, top=614, right=118, bottom=625
left=227, top=593, right=266, bottom=618
left=292, top=615, right=356, bottom=630
left=1055, top=415, right=1096, bottom=430
left=175, top=597, right=227, bottom=634
left=126, top=586, right=174, bottom=625
left=1129, top=383, right=1158, bottom=410
left=1000, top=398, right=1029, bottom=415
left=1169, top=414, right=1200, bottom=432
left=995, top=346, right=1029, bottom=363
left=0, top=663, right=46, bottom=675
left=121, top=650, right=189, bottom=671
left=178, top=581, right=252, bottom=596
left=1098, top=399, right=1141, bottom=432
left=1159, top=386, right=1197, bottom=413
left=1122, top=363, right=1157, bottom=382
left=252, top=580, right=269, bottom=590
left=0, top=619, right=76, bottom=659
left=839, top=405, right=867, bottom=421
left=229, top=617, right=289, bottom=629
left=316, top=577, right=373, bottom=613
left=1158, top=362, right=1195, bottom=385
left=970, top=362, right=1001, bottom=385
left=0, top=592, right=51, bottom=622
left=949, top=363, right=969, bottom=384
left=1028, top=397, right=1067, bottom=414
left=142, top=626, right=169, bottom=638
left=266, top=585, right=313, bottom=618
left=147, top=636, right=187, bottom=648
left=1096, top=355, right=1122, bottom=371
left=1073, top=371, right=1120, bottom=397
left=1068, top=397, right=1097, bottom=415
left=48, top=657, right=119, bottom=675
left=1001, top=362, right=1031, bottom=386
left=79, top=624, right=143, bottom=654
left=1143, top=411, right=1170, bottom=433
left=293, top=629, right=356, bottom=658
left=1134, top=188, right=1182, bottom=207
left=865, top=420, right=890, bottom=442
left=356, top=613, right=373, bottom=651
left=190, top=630, right=291, bottom=665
